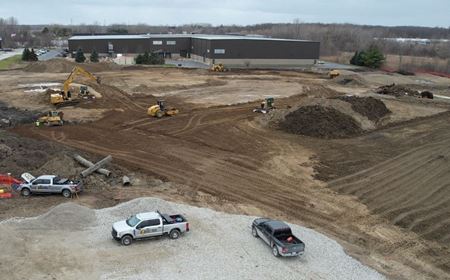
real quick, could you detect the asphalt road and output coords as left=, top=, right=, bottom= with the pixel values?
left=0, top=49, right=23, bottom=61
left=38, top=49, right=63, bottom=61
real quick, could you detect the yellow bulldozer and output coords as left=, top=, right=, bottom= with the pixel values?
left=51, top=66, right=100, bottom=107
left=210, top=63, right=227, bottom=72
left=328, top=70, right=340, bottom=79
left=36, top=111, right=64, bottom=127
left=147, top=100, right=179, bottom=118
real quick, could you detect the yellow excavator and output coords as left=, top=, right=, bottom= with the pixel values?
left=51, top=66, right=100, bottom=107
left=147, top=100, right=179, bottom=118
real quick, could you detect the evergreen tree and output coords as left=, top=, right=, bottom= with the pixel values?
left=135, top=54, right=144, bottom=64
left=90, top=49, right=99, bottom=62
left=21, top=48, right=30, bottom=61
left=75, top=48, right=86, bottom=63
left=142, top=51, right=151, bottom=64
left=29, top=49, right=38, bottom=61
left=361, top=46, right=385, bottom=69
left=350, top=51, right=359, bottom=65
left=349, top=47, right=384, bottom=68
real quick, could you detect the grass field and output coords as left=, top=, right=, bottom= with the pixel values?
left=0, top=55, right=22, bottom=70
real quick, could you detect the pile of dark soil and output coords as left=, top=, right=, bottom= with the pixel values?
left=337, top=96, right=391, bottom=121
left=0, top=101, right=37, bottom=127
left=280, top=105, right=363, bottom=139
left=376, top=84, right=434, bottom=99
left=376, top=84, right=419, bottom=97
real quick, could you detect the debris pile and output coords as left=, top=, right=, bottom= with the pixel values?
left=376, top=84, right=434, bottom=99
left=279, top=105, right=363, bottom=139
left=337, top=96, right=391, bottom=121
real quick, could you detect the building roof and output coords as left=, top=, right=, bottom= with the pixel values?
left=69, top=34, right=315, bottom=43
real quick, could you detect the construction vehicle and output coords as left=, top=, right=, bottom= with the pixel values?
left=211, top=63, right=227, bottom=72
left=80, top=85, right=89, bottom=96
left=51, top=66, right=100, bottom=107
left=328, top=70, right=340, bottom=79
left=253, top=97, right=275, bottom=114
left=36, top=111, right=64, bottom=126
left=147, top=100, right=179, bottom=118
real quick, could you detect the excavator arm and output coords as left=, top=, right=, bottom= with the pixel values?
left=62, top=66, right=100, bottom=97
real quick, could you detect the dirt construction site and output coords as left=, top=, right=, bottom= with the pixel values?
left=1, top=59, right=450, bottom=279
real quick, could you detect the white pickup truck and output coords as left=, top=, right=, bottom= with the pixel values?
left=14, top=173, right=82, bottom=198
left=112, top=211, right=189, bottom=246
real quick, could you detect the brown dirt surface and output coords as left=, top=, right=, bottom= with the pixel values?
left=279, top=105, right=363, bottom=138
left=3, top=67, right=450, bottom=279
left=337, top=96, right=391, bottom=122
left=23, top=59, right=121, bottom=73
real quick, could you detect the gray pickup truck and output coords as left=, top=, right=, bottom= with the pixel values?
left=112, top=211, right=189, bottom=246
left=15, top=173, right=83, bottom=198
left=252, top=218, right=305, bottom=257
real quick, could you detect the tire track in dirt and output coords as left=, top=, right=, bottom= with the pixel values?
left=15, top=83, right=450, bottom=280
left=328, top=129, right=450, bottom=248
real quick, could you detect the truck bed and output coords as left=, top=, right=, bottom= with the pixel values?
left=161, top=213, right=186, bottom=224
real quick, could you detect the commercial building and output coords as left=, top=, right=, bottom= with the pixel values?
left=68, top=34, right=320, bottom=67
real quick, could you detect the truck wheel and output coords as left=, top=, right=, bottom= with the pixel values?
left=156, top=110, right=164, bottom=118
left=252, top=227, right=259, bottom=238
left=272, top=245, right=280, bottom=257
left=62, top=189, right=71, bottom=198
left=121, top=235, right=133, bottom=246
left=169, top=229, right=181, bottom=239
left=21, top=188, right=31, bottom=197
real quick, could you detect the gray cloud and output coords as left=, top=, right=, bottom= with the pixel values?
left=1, top=0, right=449, bottom=27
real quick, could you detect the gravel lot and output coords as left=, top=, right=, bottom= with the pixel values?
left=0, top=198, right=384, bottom=280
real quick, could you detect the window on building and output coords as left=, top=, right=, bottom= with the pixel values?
left=153, top=41, right=163, bottom=45
left=214, top=49, right=225, bottom=54
left=166, top=41, right=176, bottom=45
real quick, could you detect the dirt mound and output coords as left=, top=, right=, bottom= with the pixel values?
left=280, top=105, right=363, bottom=139
left=0, top=101, right=37, bottom=126
left=0, top=131, right=67, bottom=177
left=376, top=84, right=424, bottom=98
left=16, top=202, right=96, bottom=231
left=23, top=59, right=121, bottom=73
left=36, top=154, right=83, bottom=179
left=337, top=96, right=391, bottom=121
left=334, top=74, right=366, bottom=86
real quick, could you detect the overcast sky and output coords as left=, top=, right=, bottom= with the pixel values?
left=1, top=0, right=449, bottom=27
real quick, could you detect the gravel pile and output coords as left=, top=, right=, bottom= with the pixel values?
left=0, top=198, right=384, bottom=280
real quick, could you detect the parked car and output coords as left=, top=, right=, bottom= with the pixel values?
left=251, top=218, right=305, bottom=257
left=112, top=211, right=189, bottom=246
left=14, top=173, right=82, bottom=198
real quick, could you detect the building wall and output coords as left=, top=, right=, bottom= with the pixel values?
left=69, top=37, right=191, bottom=55
left=208, top=40, right=320, bottom=60
left=68, top=36, right=320, bottom=66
